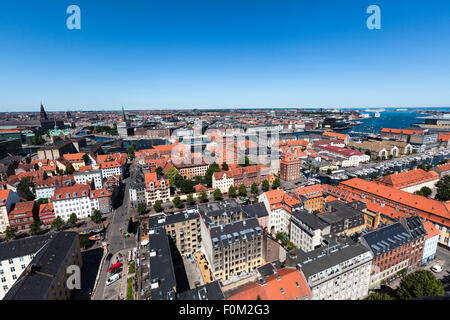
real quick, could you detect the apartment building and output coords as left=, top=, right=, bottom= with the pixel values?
left=144, top=172, right=170, bottom=206
left=4, top=232, right=82, bottom=300
left=200, top=217, right=263, bottom=282
left=172, top=162, right=209, bottom=180
left=400, top=216, right=427, bottom=269
left=128, top=169, right=147, bottom=208
left=258, top=189, right=302, bottom=235
left=39, top=202, right=55, bottom=225
left=35, top=175, right=74, bottom=200
left=361, top=222, right=413, bottom=288
left=8, top=201, right=39, bottom=232
left=422, top=220, right=440, bottom=264
left=212, top=165, right=268, bottom=193
left=61, top=153, right=86, bottom=171
left=198, top=200, right=245, bottom=227
left=148, top=209, right=201, bottom=256
left=336, top=178, right=450, bottom=248
left=0, top=190, right=20, bottom=233
left=318, top=200, right=366, bottom=236
left=74, top=168, right=103, bottom=190
left=293, top=184, right=325, bottom=213
left=279, top=153, right=302, bottom=181
left=380, top=128, right=426, bottom=142
left=52, top=184, right=92, bottom=220
left=286, top=237, right=373, bottom=300
left=290, top=210, right=331, bottom=253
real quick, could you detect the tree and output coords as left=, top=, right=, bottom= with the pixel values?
left=251, top=183, right=259, bottom=195
left=5, top=226, right=17, bottom=241
left=51, top=216, right=65, bottom=229
left=174, top=174, right=184, bottom=189
left=180, top=179, right=195, bottom=194
left=371, top=173, right=379, bottom=180
left=239, top=156, right=250, bottom=167
left=221, top=162, right=229, bottom=171
left=79, top=236, right=89, bottom=249
left=156, top=166, right=164, bottom=177
left=417, top=186, right=432, bottom=198
left=30, top=221, right=42, bottom=235
left=82, top=153, right=90, bottom=165
left=262, top=180, right=270, bottom=192
left=91, top=209, right=102, bottom=223
left=166, top=167, right=179, bottom=187
left=272, top=178, right=281, bottom=190
left=68, top=213, right=78, bottom=225
left=172, top=196, right=184, bottom=209
left=213, top=188, right=223, bottom=201
left=228, top=185, right=237, bottom=198
left=65, top=163, right=75, bottom=175
left=36, top=198, right=49, bottom=206
left=365, top=293, right=393, bottom=300
left=153, top=200, right=163, bottom=212
left=18, top=177, right=35, bottom=201
left=31, top=135, right=45, bottom=145
left=396, top=270, right=444, bottom=300
left=186, top=194, right=196, bottom=206
left=435, top=176, right=450, bottom=202
left=238, top=185, right=247, bottom=197
left=327, top=168, right=332, bottom=175
left=205, top=162, right=221, bottom=188
left=199, top=191, right=208, bottom=203
left=137, top=203, right=147, bottom=215
left=127, top=143, right=136, bottom=159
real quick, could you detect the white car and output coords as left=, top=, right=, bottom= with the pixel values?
left=431, top=265, right=443, bottom=273
left=106, top=273, right=120, bottom=286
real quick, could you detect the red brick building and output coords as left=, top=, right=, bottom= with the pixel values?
left=39, top=202, right=56, bottom=225
left=280, top=153, right=302, bottom=181
left=9, top=201, right=39, bottom=231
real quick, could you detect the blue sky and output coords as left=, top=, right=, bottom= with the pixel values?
left=1, top=0, right=450, bottom=111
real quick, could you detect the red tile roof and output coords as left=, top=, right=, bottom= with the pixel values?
left=375, top=169, right=439, bottom=189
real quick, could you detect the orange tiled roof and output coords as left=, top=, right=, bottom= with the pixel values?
left=375, top=169, right=439, bottom=189
left=437, top=162, right=450, bottom=172
left=322, top=131, right=349, bottom=140
left=423, top=220, right=440, bottom=240
left=63, top=153, right=86, bottom=162
left=0, top=190, right=11, bottom=206
left=294, top=184, right=324, bottom=199
left=39, top=202, right=54, bottom=215
left=381, top=128, right=424, bottom=135
left=227, top=267, right=310, bottom=300
left=264, top=189, right=301, bottom=213
left=52, top=184, right=90, bottom=201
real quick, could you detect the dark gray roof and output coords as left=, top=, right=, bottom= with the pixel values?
left=257, top=262, right=276, bottom=278
left=291, top=210, right=329, bottom=231
left=3, top=232, right=79, bottom=300
left=241, top=202, right=269, bottom=219
left=362, top=222, right=413, bottom=257
left=149, top=228, right=177, bottom=300
left=405, top=216, right=427, bottom=239
left=148, top=209, right=200, bottom=229
left=320, top=200, right=365, bottom=224
left=198, top=199, right=241, bottom=218
left=286, top=236, right=371, bottom=278
left=210, top=218, right=262, bottom=248
left=0, top=234, right=50, bottom=262
left=177, top=281, right=225, bottom=300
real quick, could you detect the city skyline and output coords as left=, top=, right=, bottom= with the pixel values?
left=1, top=0, right=450, bottom=111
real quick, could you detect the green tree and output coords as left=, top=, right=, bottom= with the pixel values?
left=5, top=226, right=17, bottom=241
left=222, top=162, right=229, bottom=171
left=30, top=221, right=42, bottom=235
left=238, top=185, right=247, bottom=197
left=272, top=178, right=281, bottom=190
left=91, top=209, right=102, bottom=223
left=180, top=179, right=195, bottom=194
left=172, top=196, right=184, bottom=209
left=435, top=176, right=450, bottom=202
left=205, top=162, right=221, bottom=188
left=82, top=153, right=90, bottom=165
left=153, top=200, right=163, bottom=212
left=174, top=174, right=184, bottom=189
left=251, top=183, right=259, bottom=195
left=18, top=177, right=35, bottom=201
left=156, top=166, right=164, bottom=177
left=137, top=203, right=147, bottom=214
left=166, top=167, right=179, bottom=187
left=213, top=188, right=223, bottom=201
left=65, top=163, right=75, bottom=175
left=127, top=143, right=136, bottom=159
left=327, top=168, right=332, bottom=175
left=418, top=186, right=432, bottom=198
left=262, top=179, right=270, bottom=192
left=199, top=191, right=208, bottom=203
left=129, top=261, right=136, bottom=274
left=36, top=198, right=49, bottom=206
left=228, top=185, right=237, bottom=198
left=186, top=194, right=196, bottom=206
left=68, top=213, right=78, bottom=225
left=365, top=293, right=393, bottom=300
left=396, top=270, right=445, bottom=300
left=371, top=173, right=379, bottom=180
left=51, top=216, right=65, bottom=229
left=79, top=236, right=89, bottom=249
left=239, top=156, right=250, bottom=167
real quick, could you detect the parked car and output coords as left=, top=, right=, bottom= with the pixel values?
left=108, top=261, right=122, bottom=273
left=106, top=273, right=120, bottom=286
left=111, top=267, right=122, bottom=275
left=431, top=265, right=443, bottom=273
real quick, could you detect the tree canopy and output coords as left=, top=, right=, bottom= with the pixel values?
left=228, top=185, right=237, bottom=198
left=213, top=188, right=223, bottom=201
left=396, top=270, right=445, bottom=300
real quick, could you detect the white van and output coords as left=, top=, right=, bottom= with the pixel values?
left=106, top=273, right=120, bottom=286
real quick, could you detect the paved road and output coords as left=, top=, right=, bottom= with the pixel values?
left=92, top=174, right=138, bottom=300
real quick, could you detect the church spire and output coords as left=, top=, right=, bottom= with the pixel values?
left=122, top=105, right=126, bottom=121
left=40, top=102, right=48, bottom=120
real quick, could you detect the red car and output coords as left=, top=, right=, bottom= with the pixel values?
left=108, top=262, right=122, bottom=273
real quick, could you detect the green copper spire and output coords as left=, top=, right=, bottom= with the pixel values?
left=122, top=105, right=126, bottom=121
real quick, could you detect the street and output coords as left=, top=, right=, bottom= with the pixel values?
left=92, top=174, right=138, bottom=300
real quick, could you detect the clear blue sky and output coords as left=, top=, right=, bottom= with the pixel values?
left=1, top=0, right=450, bottom=111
